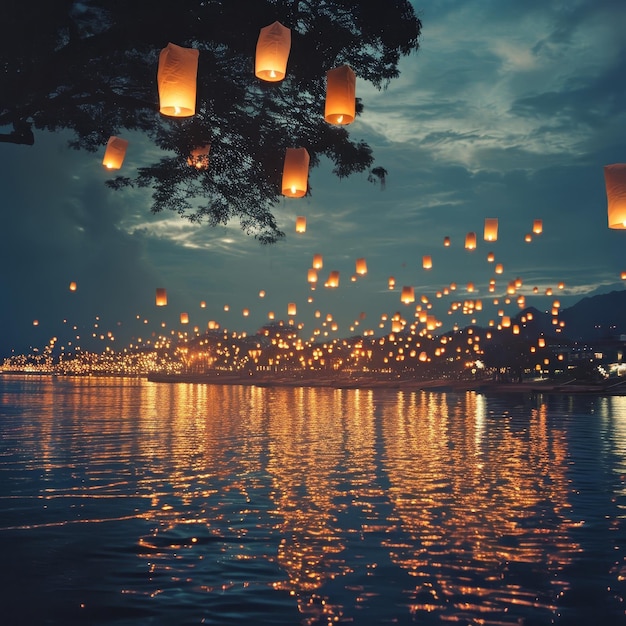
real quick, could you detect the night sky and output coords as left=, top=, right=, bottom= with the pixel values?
left=1, top=0, right=625, bottom=358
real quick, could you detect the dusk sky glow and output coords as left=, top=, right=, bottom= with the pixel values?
left=1, top=0, right=625, bottom=358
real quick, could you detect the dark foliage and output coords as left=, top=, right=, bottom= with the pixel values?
left=1, top=0, right=421, bottom=243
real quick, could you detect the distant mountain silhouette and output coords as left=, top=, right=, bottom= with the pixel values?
left=502, top=290, right=626, bottom=342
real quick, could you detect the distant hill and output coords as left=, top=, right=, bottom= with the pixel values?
left=559, top=289, right=626, bottom=341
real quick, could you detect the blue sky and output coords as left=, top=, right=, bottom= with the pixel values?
left=1, top=0, right=625, bottom=357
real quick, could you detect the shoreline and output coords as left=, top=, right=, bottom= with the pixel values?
left=145, top=372, right=626, bottom=395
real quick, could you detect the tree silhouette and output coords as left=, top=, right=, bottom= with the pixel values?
left=1, top=1, right=421, bottom=243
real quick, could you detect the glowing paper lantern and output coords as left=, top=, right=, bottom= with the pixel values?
left=288, top=303, right=297, bottom=316
left=307, top=268, right=318, bottom=284
left=102, top=136, right=129, bottom=170
left=465, top=232, right=477, bottom=250
left=483, top=218, right=498, bottom=241
left=312, top=254, right=323, bottom=269
left=295, top=216, right=307, bottom=233
left=355, top=258, right=368, bottom=275
left=187, top=145, right=210, bottom=169
left=326, top=270, right=340, bottom=288
left=388, top=277, right=396, bottom=290
left=401, top=286, right=415, bottom=304
left=324, top=65, right=356, bottom=125
left=422, top=255, right=432, bottom=270
left=69, top=281, right=77, bottom=292
left=180, top=312, right=189, bottom=324
left=158, top=43, right=199, bottom=117
left=604, top=164, right=626, bottom=228
left=156, top=288, right=167, bottom=306
left=255, top=21, right=291, bottom=82
left=495, top=263, right=504, bottom=274
left=443, top=236, right=451, bottom=247
left=282, top=148, right=309, bottom=197
left=532, top=219, right=543, bottom=234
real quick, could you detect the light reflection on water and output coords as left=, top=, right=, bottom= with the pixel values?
left=0, top=375, right=625, bottom=625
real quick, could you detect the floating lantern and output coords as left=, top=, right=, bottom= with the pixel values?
left=422, top=255, right=432, bottom=270
left=307, top=268, right=318, bottom=284
left=312, top=254, right=323, bottom=269
left=495, top=263, right=504, bottom=274
left=604, top=164, right=626, bottom=228
left=524, top=233, right=532, bottom=243
left=388, top=276, right=396, bottom=290
left=487, top=252, right=495, bottom=263
left=295, top=216, right=307, bottom=233
left=326, top=270, right=340, bottom=288
left=355, top=258, right=368, bottom=275
left=288, top=302, right=297, bottom=316
left=102, top=136, right=129, bottom=170
left=324, top=65, right=356, bottom=125
left=483, top=218, right=498, bottom=241
left=259, top=290, right=266, bottom=298
left=180, top=312, right=189, bottom=324
left=532, top=219, right=543, bottom=234
left=443, top=236, right=451, bottom=247
left=465, top=232, right=477, bottom=250
left=401, top=286, right=415, bottom=304
left=282, top=148, right=309, bottom=197
left=155, top=288, right=167, bottom=306
left=242, top=308, right=249, bottom=317
left=187, top=144, right=210, bottom=169
left=69, top=281, right=77, bottom=292
left=33, top=319, right=39, bottom=326
left=255, top=21, right=291, bottom=82
left=157, top=42, right=199, bottom=117
left=200, top=300, right=206, bottom=308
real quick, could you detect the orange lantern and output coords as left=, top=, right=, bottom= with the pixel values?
left=483, top=218, right=498, bottom=241
left=156, top=288, right=167, bottom=306
left=307, top=268, right=318, bottom=284
left=187, top=145, right=210, bottom=169
left=401, top=286, right=415, bottom=304
left=495, top=263, right=504, bottom=274
left=422, top=255, right=432, bottom=270
left=255, top=21, right=291, bottom=82
left=282, top=148, right=309, bottom=197
left=295, top=216, right=307, bottom=233
left=288, top=302, right=297, bottom=316
left=326, top=270, right=340, bottom=288
left=604, top=164, right=626, bottom=228
left=312, top=253, right=323, bottom=269
left=157, top=42, right=199, bottom=117
left=524, top=233, right=533, bottom=242
left=324, top=65, right=356, bottom=125
left=180, top=312, right=189, bottom=324
left=102, top=136, right=129, bottom=170
left=532, top=219, right=543, bottom=234
left=355, top=258, right=368, bottom=275
left=443, top=236, right=451, bottom=247
left=465, top=232, right=477, bottom=250
left=388, top=276, right=396, bottom=290
left=69, top=281, right=77, bottom=292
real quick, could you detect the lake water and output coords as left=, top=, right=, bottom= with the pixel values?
left=0, top=374, right=625, bottom=625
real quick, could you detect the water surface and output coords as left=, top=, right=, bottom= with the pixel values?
left=1, top=375, right=625, bottom=624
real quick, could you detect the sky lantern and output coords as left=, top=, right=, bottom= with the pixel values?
left=388, top=276, right=396, bottom=290
left=355, top=258, right=368, bottom=275
left=69, top=281, right=77, bottom=292
left=326, top=270, right=340, bottom=288
left=401, top=286, right=415, bottom=304
left=33, top=319, right=39, bottom=326
left=157, top=43, right=199, bottom=117
left=524, top=233, right=532, bottom=242
left=487, top=252, right=495, bottom=263
left=295, top=216, right=307, bottom=233
left=495, top=263, right=504, bottom=274
left=102, top=136, right=128, bottom=170
left=155, top=288, right=167, bottom=306
left=200, top=300, right=206, bottom=308
left=443, top=236, right=451, bottom=247
left=242, top=308, right=249, bottom=317
left=604, top=164, right=626, bottom=228
left=180, top=312, right=189, bottom=324
left=422, top=255, right=432, bottom=270
left=288, top=303, right=297, bottom=316
left=465, top=232, right=477, bottom=250
left=324, top=65, right=356, bottom=125
left=312, top=254, right=323, bottom=269
left=282, top=148, right=310, bottom=197
left=483, top=218, right=498, bottom=241
left=255, top=21, right=291, bottom=82
left=307, top=268, right=318, bottom=284
left=187, top=144, right=210, bottom=169
left=621, top=271, right=626, bottom=280
left=532, top=219, right=543, bottom=234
